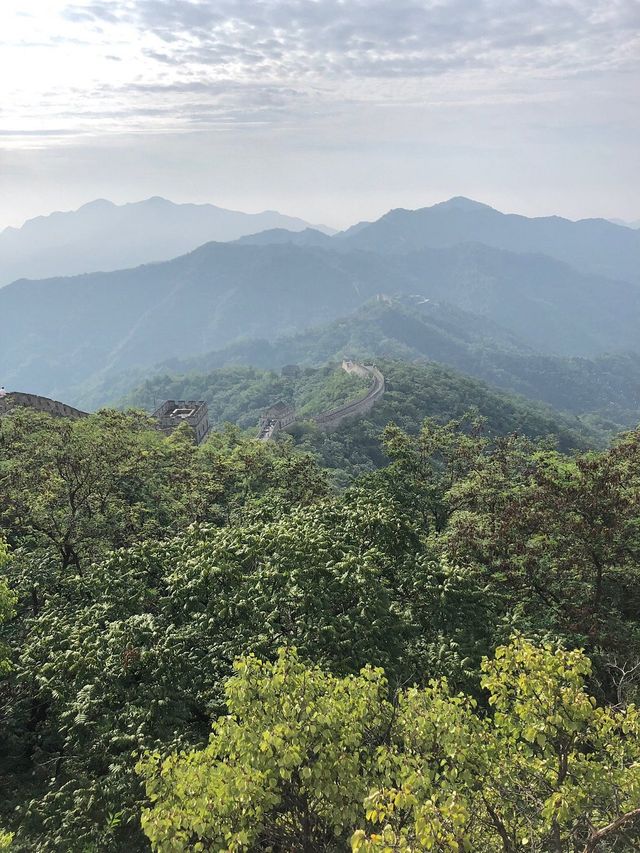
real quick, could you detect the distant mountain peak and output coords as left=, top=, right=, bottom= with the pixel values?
left=78, top=198, right=116, bottom=211
left=139, top=196, right=172, bottom=206
left=434, top=196, right=497, bottom=212
left=0, top=197, right=331, bottom=286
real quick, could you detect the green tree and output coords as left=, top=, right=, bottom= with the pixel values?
left=0, top=540, right=16, bottom=674
left=139, top=640, right=640, bottom=853
left=445, top=430, right=640, bottom=655
left=0, top=408, right=170, bottom=571
left=356, top=638, right=640, bottom=852
left=0, top=540, right=16, bottom=849
left=2, top=481, right=491, bottom=851
left=140, top=648, right=391, bottom=852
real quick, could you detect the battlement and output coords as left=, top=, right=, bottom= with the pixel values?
left=0, top=391, right=210, bottom=446
left=0, top=392, right=87, bottom=420
left=152, top=399, right=210, bottom=445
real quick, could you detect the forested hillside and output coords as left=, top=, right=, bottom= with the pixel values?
left=1, top=404, right=639, bottom=851
left=120, top=363, right=369, bottom=430
left=3, top=230, right=640, bottom=403
left=106, top=300, right=640, bottom=436
left=122, top=359, right=595, bottom=481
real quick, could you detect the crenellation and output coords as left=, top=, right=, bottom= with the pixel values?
left=0, top=392, right=88, bottom=420
left=0, top=391, right=211, bottom=445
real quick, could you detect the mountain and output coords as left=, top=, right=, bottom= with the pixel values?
left=0, top=197, right=334, bottom=287
left=391, top=243, right=640, bottom=355
left=235, top=227, right=333, bottom=248
left=3, top=237, right=640, bottom=405
left=83, top=300, right=640, bottom=436
left=338, top=196, right=640, bottom=284
left=0, top=242, right=399, bottom=399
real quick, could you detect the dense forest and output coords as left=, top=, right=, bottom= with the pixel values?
left=1, top=393, right=640, bottom=850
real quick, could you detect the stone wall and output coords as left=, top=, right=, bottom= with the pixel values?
left=257, top=362, right=385, bottom=440
left=0, top=393, right=210, bottom=446
left=152, top=400, right=210, bottom=445
left=0, top=392, right=87, bottom=420
left=314, top=365, right=385, bottom=430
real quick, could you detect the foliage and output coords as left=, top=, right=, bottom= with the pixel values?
left=140, top=639, right=640, bottom=853
left=2, top=404, right=640, bottom=851
left=444, top=429, right=640, bottom=655
left=121, top=364, right=368, bottom=431
left=96, top=300, right=640, bottom=437
left=120, top=358, right=595, bottom=487
left=1, top=481, right=496, bottom=850
left=0, top=411, right=327, bottom=573
left=139, top=648, right=391, bottom=852
left=0, top=540, right=15, bottom=849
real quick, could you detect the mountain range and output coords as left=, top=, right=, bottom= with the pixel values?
left=2, top=195, right=640, bottom=434
left=0, top=197, right=332, bottom=287
left=238, top=196, right=640, bottom=284
left=77, top=299, right=640, bottom=437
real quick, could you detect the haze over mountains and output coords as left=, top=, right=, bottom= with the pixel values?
left=610, top=218, right=640, bottom=229
left=337, top=197, right=640, bottom=284
left=2, top=194, right=640, bottom=431
left=0, top=197, right=332, bottom=287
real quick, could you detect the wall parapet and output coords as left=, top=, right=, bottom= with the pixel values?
left=0, top=392, right=88, bottom=420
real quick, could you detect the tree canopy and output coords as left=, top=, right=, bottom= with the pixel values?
left=1, top=405, right=639, bottom=851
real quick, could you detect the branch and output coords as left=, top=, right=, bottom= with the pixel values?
left=582, top=808, right=640, bottom=853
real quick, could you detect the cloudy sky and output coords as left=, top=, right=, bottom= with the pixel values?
left=1, top=0, right=639, bottom=229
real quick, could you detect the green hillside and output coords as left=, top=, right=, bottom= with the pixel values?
left=123, top=359, right=596, bottom=483
left=4, top=233, right=640, bottom=403
left=121, top=364, right=369, bottom=430
left=105, top=300, right=640, bottom=440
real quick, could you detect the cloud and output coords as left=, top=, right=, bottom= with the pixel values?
left=1, top=0, right=638, bottom=231
left=60, top=0, right=640, bottom=80
left=0, top=0, right=616, bottom=143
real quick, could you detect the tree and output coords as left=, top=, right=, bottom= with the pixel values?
left=0, top=540, right=16, bottom=675
left=140, top=640, right=640, bottom=853
left=140, top=648, right=392, bottom=852
left=445, top=430, right=640, bottom=655
left=0, top=409, right=170, bottom=572
left=381, top=415, right=488, bottom=534
left=0, top=540, right=16, bottom=849
left=1, top=479, right=493, bottom=851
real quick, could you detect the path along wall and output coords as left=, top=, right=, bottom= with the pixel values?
left=313, top=364, right=385, bottom=431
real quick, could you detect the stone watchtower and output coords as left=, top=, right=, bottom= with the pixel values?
left=152, top=400, right=210, bottom=445
left=257, top=400, right=295, bottom=441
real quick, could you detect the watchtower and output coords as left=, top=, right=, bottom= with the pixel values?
left=152, top=400, right=210, bottom=445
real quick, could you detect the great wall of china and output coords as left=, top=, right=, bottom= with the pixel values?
left=0, top=392, right=211, bottom=445
left=0, top=392, right=88, bottom=420
left=257, top=360, right=385, bottom=441
left=0, top=360, right=385, bottom=444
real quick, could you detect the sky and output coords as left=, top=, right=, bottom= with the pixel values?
left=1, top=0, right=639, bottom=230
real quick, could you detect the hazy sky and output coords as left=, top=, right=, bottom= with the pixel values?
left=1, top=0, right=639, bottom=230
